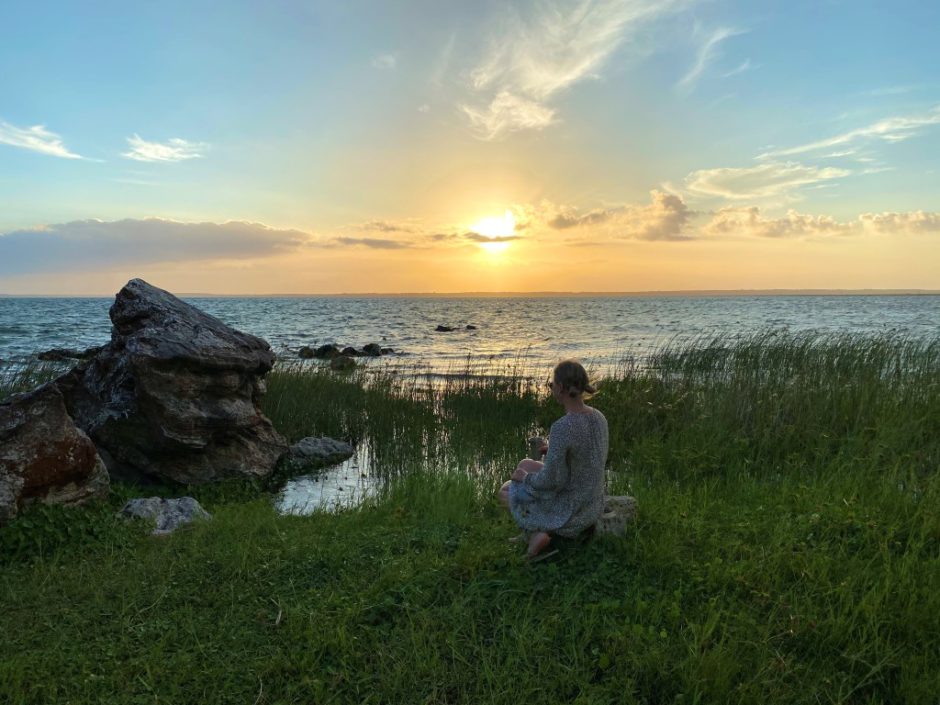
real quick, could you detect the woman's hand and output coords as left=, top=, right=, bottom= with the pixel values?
left=511, top=467, right=527, bottom=482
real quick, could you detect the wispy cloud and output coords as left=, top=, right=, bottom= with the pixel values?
left=758, top=105, right=940, bottom=159
left=334, top=236, right=411, bottom=249
left=721, top=57, right=755, bottom=78
left=463, top=231, right=521, bottom=243
left=461, top=0, right=693, bottom=139
left=0, top=219, right=309, bottom=275
left=371, top=53, right=397, bottom=70
left=123, top=135, right=208, bottom=162
left=0, top=119, right=84, bottom=159
left=460, top=91, right=557, bottom=140
left=351, top=219, right=417, bottom=233
left=678, top=26, right=745, bottom=90
left=686, top=161, right=850, bottom=199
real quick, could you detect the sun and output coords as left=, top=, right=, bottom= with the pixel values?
left=470, top=210, right=516, bottom=254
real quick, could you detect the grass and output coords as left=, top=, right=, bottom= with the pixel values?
left=1, top=331, right=938, bottom=704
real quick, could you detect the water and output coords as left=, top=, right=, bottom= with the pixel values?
left=1, top=294, right=936, bottom=376
left=3, top=294, right=936, bottom=514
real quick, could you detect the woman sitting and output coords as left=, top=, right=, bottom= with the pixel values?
left=498, top=359, right=609, bottom=559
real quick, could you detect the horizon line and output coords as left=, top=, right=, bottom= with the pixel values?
left=1, top=288, right=939, bottom=298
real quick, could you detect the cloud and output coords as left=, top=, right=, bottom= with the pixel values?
left=722, top=57, right=755, bottom=78
left=463, top=231, right=521, bottom=243
left=0, top=219, right=309, bottom=275
left=333, top=236, right=411, bottom=249
left=123, top=135, right=207, bottom=162
left=858, top=210, right=940, bottom=233
left=686, top=161, right=850, bottom=199
left=533, top=190, right=693, bottom=241
left=678, top=26, right=745, bottom=90
left=460, top=91, right=556, bottom=140
left=461, top=0, right=692, bottom=139
left=0, top=119, right=84, bottom=159
left=371, top=53, right=397, bottom=70
left=702, top=207, right=853, bottom=238
left=758, top=105, right=940, bottom=159
left=352, top=219, right=417, bottom=233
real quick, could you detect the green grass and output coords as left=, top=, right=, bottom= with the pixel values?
left=1, top=332, right=938, bottom=704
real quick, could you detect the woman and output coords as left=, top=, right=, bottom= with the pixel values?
left=498, top=359, right=609, bottom=559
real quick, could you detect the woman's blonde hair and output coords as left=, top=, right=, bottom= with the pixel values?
left=553, top=359, right=597, bottom=399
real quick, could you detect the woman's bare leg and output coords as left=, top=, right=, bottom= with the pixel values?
left=497, top=480, right=512, bottom=508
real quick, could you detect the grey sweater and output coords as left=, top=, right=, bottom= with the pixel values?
left=510, top=407, right=609, bottom=538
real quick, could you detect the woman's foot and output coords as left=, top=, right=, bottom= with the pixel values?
left=526, top=531, right=552, bottom=558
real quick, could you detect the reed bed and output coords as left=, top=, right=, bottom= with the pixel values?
left=0, top=331, right=937, bottom=704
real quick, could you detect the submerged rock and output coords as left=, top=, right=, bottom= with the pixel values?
left=341, top=346, right=361, bottom=357
left=119, top=496, right=211, bottom=536
left=0, top=384, right=109, bottom=524
left=313, top=344, right=341, bottom=359
left=362, top=343, right=382, bottom=356
left=282, top=436, right=354, bottom=472
left=435, top=325, right=455, bottom=332
left=298, top=346, right=315, bottom=359
left=56, top=278, right=288, bottom=485
left=330, top=355, right=357, bottom=371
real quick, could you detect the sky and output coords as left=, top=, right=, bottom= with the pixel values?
left=1, top=0, right=939, bottom=294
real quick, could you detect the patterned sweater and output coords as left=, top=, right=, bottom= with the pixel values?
left=510, top=407, right=609, bottom=538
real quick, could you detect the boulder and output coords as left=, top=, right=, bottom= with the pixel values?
left=118, top=496, right=211, bottom=536
left=330, top=355, right=357, bottom=372
left=56, top=279, right=288, bottom=485
left=298, top=346, right=315, bottom=359
left=314, top=344, right=341, bottom=359
left=0, top=384, right=109, bottom=524
left=341, top=346, right=361, bottom=357
left=362, top=343, right=382, bottom=357
left=282, top=436, right=354, bottom=472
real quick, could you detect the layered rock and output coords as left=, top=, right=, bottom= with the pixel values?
left=57, top=279, right=288, bottom=485
left=0, top=384, right=109, bottom=523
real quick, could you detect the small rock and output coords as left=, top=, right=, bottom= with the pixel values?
left=119, top=496, right=211, bottom=536
left=314, top=344, right=341, bottom=359
left=362, top=343, right=382, bottom=357
left=341, top=346, right=361, bottom=357
left=380, top=347, right=394, bottom=355
left=465, top=325, right=477, bottom=330
left=435, top=325, right=455, bottom=332
left=284, top=436, right=354, bottom=471
left=298, top=346, right=315, bottom=359
left=330, top=355, right=357, bottom=371
left=595, top=496, right=637, bottom=536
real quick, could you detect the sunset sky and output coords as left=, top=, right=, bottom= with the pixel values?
left=1, top=0, right=938, bottom=294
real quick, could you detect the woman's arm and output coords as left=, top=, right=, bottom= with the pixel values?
left=524, top=420, right=570, bottom=492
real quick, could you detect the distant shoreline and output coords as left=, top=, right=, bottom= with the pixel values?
left=1, top=289, right=938, bottom=298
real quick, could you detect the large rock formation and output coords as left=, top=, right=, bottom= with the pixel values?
left=57, top=279, right=288, bottom=484
left=0, top=384, right=109, bottom=523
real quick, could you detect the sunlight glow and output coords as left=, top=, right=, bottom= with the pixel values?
left=470, top=210, right=516, bottom=254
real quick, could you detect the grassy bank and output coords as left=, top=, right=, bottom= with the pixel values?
left=1, top=332, right=938, bottom=704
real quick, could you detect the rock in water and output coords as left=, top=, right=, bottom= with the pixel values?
left=0, top=384, right=109, bottom=524
left=119, top=496, right=211, bottom=536
left=57, top=279, right=288, bottom=485
left=282, top=436, right=354, bottom=472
